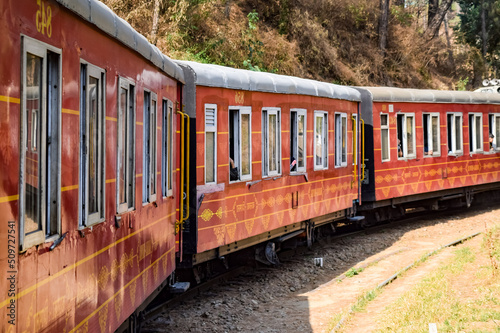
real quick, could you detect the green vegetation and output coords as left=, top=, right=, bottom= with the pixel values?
left=376, top=231, right=500, bottom=333
left=345, top=267, right=364, bottom=278
left=101, top=0, right=500, bottom=90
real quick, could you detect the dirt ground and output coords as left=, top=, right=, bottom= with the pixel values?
left=142, top=203, right=500, bottom=333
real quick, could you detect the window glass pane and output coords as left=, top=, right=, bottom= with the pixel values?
left=150, top=99, right=157, bottom=194
left=241, top=113, right=251, bottom=176
left=382, top=128, right=389, bottom=160
left=168, top=106, right=173, bottom=190
left=88, top=76, right=98, bottom=215
left=455, top=116, right=462, bottom=150
left=496, top=117, right=500, bottom=148
left=432, top=116, right=439, bottom=153
left=475, top=116, right=482, bottom=150
left=381, top=114, right=388, bottom=126
left=342, top=116, right=347, bottom=163
left=406, top=116, right=414, bottom=155
left=315, top=116, right=323, bottom=166
left=298, top=114, right=305, bottom=168
left=269, top=114, right=277, bottom=172
left=206, top=132, right=215, bottom=183
left=119, top=87, right=127, bottom=205
left=25, top=53, right=42, bottom=235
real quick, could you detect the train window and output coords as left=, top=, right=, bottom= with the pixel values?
left=117, top=78, right=136, bottom=213
left=489, top=114, right=500, bottom=151
left=447, top=113, right=463, bottom=155
left=396, top=113, right=416, bottom=159
left=314, top=111, right=328, bottom=170
left=262, top=108, right=282, bottom=177
left=229, top=107, right=252, bottom=182
left=423, top=113, right=440, bottom=157
left=290, top=109, right=307, bottom=173
left=335, top=113, right=348, bottom=167
left=143, top=91, right=158, bottom=203
left=20, top=37, right=61, bottom=249
left=380, top=114, right=390, bottom=162
left=468, top=113, right=483, bottom=154
left=162, top=99, right=174, bottom=196
left=205, top=104, right=217, bottom=184
left=80, top=61, right=106, bottom=228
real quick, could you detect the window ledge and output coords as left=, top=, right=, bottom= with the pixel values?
left=78, top=218, right=106, bottom=232
left=197, top=183, right=225, bottom=195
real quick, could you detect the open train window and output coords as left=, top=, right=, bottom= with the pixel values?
left=262, top=108, right=281, bottom=177
left=314, top=111, right=328, bottom=170
left=489, top=114, right=500, bottom=152
left=468, top=113, right=483, bottom=154
left=380, top=114, right=390, bottom=162
left=20, top=36, right=61, bottom=250
left=447, top=112, right=463, bottom=156
left=229, top=106, right=252, bottom=182
left=80, top=61, right=106, bottom=228
left=423, top=113, right=440, bottom=157
left=335, top=113, right=348, bottom=167
left=205, top=104, right=217, bottom=184
left=290, top=109, right=306, bottom=173
left=396, top=113, right=416, bottom=159
left=117, top=78, right=136, bottom=213
left=162, top=99, right=174, bottom=196
left=143, top=90, right=158, bottom=203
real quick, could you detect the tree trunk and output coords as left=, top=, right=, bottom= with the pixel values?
left=481, top=0, right=488, bottom=58
left=424, top=0, right=453, bottom=40
left=443, top=13, right=455, bottom=68
left=151, top=0, right=161, bottom=45
left=379, top=0, right=389, bottom=57
left=428, top=0, right=438, bottom=27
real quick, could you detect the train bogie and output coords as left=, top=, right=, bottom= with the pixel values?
left=176, top=61, right=362, bottom=267
left=357, top=87, right=500, bottom=220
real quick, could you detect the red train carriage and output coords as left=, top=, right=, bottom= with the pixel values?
left=357, top=87, right=500, bottom=222
left=175, top=61, right=362, bottom=270
left=0, top=0, right=184, bottom=332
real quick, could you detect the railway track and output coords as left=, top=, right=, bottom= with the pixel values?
left=138, top=203, right=495, bottom=332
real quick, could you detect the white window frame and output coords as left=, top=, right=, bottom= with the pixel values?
left=447, top=112, right=463, bottom=156
left=290, top=109, right=307, bottom=173
left=397, top=113, right=416, bottom=160
left=143, top=90, right=158, bottom=204
left=20, top=36, right=62, bottom=250
left=162, top=98, right=174, bottom=196
left=262, top=107, right=282, bottom=177
left=116, top=78, right=136, bottom=214
left=380, top=113, right=390, bottom=162
left=205, top=103, right=217, bottom=184
left=229, top=106, right=252, bottom=182
left=79, top=61, right=106, bottom=228
left=314, top=111, right=328, bottom=170
left=335, top=112, right=348, bottom=167
left=489, top=113, right=500, bottom=151
left=469, top=113, right=483, bottom=154
left=423, top=113, right=441, bottom=157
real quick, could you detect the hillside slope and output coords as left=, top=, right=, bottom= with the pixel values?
left=102, top=0, right=469, bottom=89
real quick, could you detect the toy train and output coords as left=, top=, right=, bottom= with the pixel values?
left=1, top=0, right=500, bottom=332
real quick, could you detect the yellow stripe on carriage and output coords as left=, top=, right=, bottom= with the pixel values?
left=0, top=95, right=20, bottom=104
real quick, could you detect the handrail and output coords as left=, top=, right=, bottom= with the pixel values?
left=351, top=115, right=357, bottom=187
left=361, top=118, right=365, bottom=181
left=176, top=110, right=189, bottom=233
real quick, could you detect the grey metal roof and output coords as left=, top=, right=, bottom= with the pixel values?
left=357, top=86, right=500, bottom=104
left=55, top=0, right=184, bottom=83
left=176, top=61, right=361, bottom=102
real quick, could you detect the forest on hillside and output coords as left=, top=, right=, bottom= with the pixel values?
left=101, top=0, right=500, bottom=90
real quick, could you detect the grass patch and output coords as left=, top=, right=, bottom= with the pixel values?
left=345, top=267, right=364, bottom=278
left=376, top=230, right=500, bottom=333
